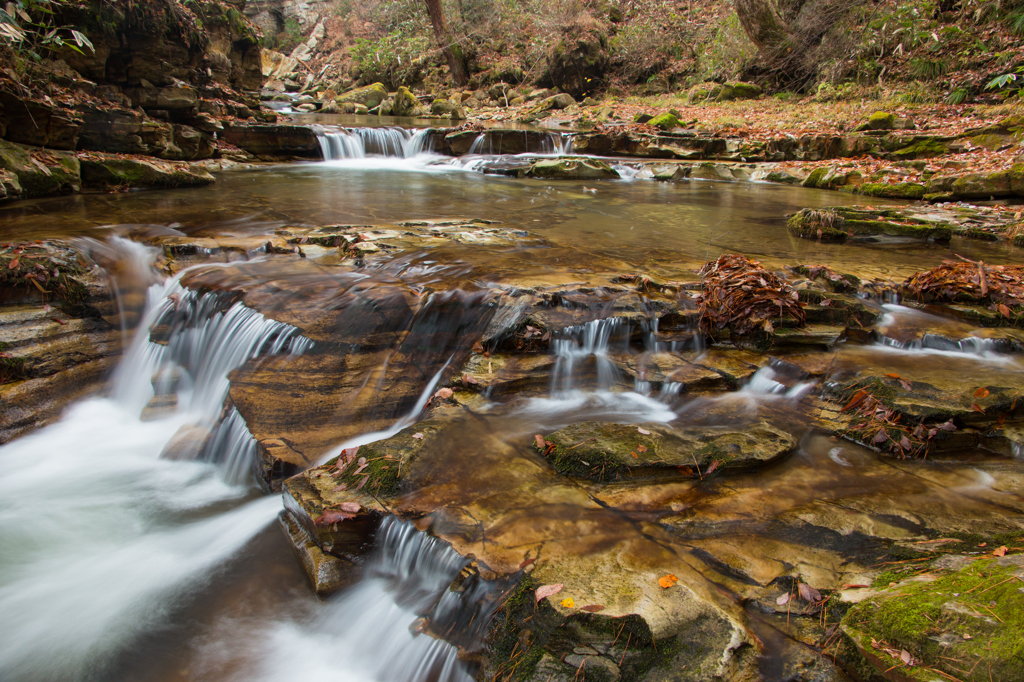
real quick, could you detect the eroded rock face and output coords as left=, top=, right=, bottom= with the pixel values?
left=527, top=157, right=619, bottom=179
left=220, top=123, right=321, bottom=158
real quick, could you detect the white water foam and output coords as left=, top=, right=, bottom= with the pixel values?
left=198, top=518, right=475, bottom=682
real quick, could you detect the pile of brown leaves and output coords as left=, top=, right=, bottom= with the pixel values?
left=903, top=259, right=1024, bottom=317
left=697, top=254, right=805, bottom=336
left=0, top=241, right=88, bottom=306
left=839, top=383, right=956, bottom=459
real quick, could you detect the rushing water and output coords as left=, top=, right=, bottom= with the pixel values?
left=1, top=124, right=1023, bottom=681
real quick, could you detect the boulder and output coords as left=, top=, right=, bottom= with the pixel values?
left=220, top=124, right=322, bottom=158
left=527, top=157, right=619, bottom=179
left=0, top=92, right=82, bottom=150
left=647, top=112, right=679, bottom=131
left=860, top=111, right=896, bottom=131
left=79, top=155, right=215, bottom=190
left=686, top=81, right=761, bottom=103
left=335, top=82, right=388, bottom=109
left=389, top=86, right=418, bottom=116
left=0, top=140, right=80, bottom=198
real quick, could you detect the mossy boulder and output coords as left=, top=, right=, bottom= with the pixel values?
left=388, top=86, right=418, bottom=116
left=80, top=156, right=215, bottom=190
left=724, top=81, right=762, bottom=99
left=646, top=112, right=679, bottom=131
left=527, top=157, right=620, bottom=180
left=0, top=140, right=80, bottom=199
left=863, top=111, right=896, bottom=131
left=842, top=555, right=1024, bottom=682
left=335, top=82, right=388, bottom=109
left=685, top=80, right=761, bottom=103
left=853, top=182, right=926, bottom=200
left=789, top=206, right=953, bottom=243
left=537, top=420, right=795, bottom=482
left=950, top=171, right=1013, bottom=199
left=891, top=137, right=949, bottom=159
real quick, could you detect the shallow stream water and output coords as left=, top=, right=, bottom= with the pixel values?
left=1, top=128, right=1022, bottom=682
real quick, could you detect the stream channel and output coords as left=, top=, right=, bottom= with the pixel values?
left=1, top=123, right=1022, bottom=682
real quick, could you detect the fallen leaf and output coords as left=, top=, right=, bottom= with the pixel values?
left=842, top=389, right=869, bottom=412
left=658, top=574, right=678, bottom=589
left=317, top=509, right=356, bottom=525
left=974, top=387, right=990, bottom=398
left=885, top=373, right=901, bottom=378
left=993, top=546, right=1008, bottom=557
left=340, top=446, right=360, bottom=462
left=560, top=597, right=576, bottom=608
left=797, top=582, right=822, bottom=602
left=534, top=434, right=546, bottom=449
left=873, top=429, right=889, bottom=444
left=580, top=604, right=606, bottom=612
left=842, top=584, right=869, bottom=589
left=520, top=557, right=537, bottom=569
left=637, top=427, right=651, bottom=435
left=971, top=403, right=986, bottom=414
left=900, top=650, right=913, bottom=666
left=331, top=484, right=348, bottom=492
left=472, top=340, right=484, bottom=353
left=434, top=387, right=453, bottom=400
left=963, top=633, right=972, bottom=640
left=336, top=502, right=361, bottom=513
left=412, top=432, right=424, bottom=440
left=899, top=378, right=912, bottom=391
left=636, top=444, right=647, bottom=453
left=776, top=593, right=791, bottom=605
left=463, top=374, right=479, bottom=385
left=354, top=475, right=369, bottom=490
left=535, top=583, right=563, bottom=602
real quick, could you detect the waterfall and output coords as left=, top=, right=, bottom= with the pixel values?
left=316, top=127, right=434, bottom=160
left=114, top=283, right=312, bottom=418
left=230, top=517, right=489, bottom=682
left=550, top=317, right=629, bottom=395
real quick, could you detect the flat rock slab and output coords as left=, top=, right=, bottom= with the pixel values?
left=539, top=420, right=796, bottom=482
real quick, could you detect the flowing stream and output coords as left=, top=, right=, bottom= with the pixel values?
left=1, top=123, right=1023, bottom=681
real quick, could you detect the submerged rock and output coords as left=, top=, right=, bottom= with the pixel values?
left=79, top=155, right=215, bottom=190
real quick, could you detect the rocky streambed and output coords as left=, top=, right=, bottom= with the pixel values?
left=3, top=177, right=1023, bottom=681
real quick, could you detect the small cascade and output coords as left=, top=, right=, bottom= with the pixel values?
left=465, top=131, right=575, bottom=156
left=112, top=280, right=312, bottom=484
left=878, top=333, right=1016, bottom=356
left=242, top=517, right=496, bottom=682
left=316, top=127, right=433, bottom=160
left=741, top=366, right=814, bottom=399
left=198, top=408, right=259, bottom=486
left=550, top=317, right=630, bottom=394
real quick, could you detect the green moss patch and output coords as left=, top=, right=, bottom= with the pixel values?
left=843, top=556, right=1024, bottom=682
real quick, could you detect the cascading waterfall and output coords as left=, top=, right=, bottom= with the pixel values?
left=223, top=517, right=487, bottom=682
left=316, top=127, right=434, bottom=160
left=550, top=317, right=629, bottom=395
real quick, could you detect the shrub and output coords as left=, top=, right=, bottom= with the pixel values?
left=350, top=32, right=432, bottom=89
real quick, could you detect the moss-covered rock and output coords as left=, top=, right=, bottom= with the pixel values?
left=842, top=555, right=1024, bottom=682
left=527, top=157, right=620, bottom=180
left=950, top=171, right=1013, bottom=199
left=1011, top=163, right=1024, bottom=196
left=789, top=206, right=953, bottom=243
left=647, top=112, right=680, bottom=131
left=0, top=140, right=80, bottom=199
left=891, top=137, right=949, bottom=159
left=80, top=156, right=215, bottom=190
left=863, top=111, right=896, bottom=131
left=537, top=420, right=795, bottom=482
left=389, top=86, right=418, bottom=116
left=335, top=82, right=388, bottom=109
left=853, top=182, right=926, bottom=200
left=787, top=208, right=849, bottom=241
left=724, top=81, right=762, bottom=99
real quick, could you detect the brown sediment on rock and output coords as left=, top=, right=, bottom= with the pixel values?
left=697, top=254, right=805, bottom=341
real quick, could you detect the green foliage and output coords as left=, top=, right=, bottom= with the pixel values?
left=0, top=0, right=94, bottom=61
left=892, top=80, right=939, bottom=103
left=609, top=17, right=688, bottom=83
left=945, top=86, right=970, bottom=104
left=350, top=31, right=431, bottom=90
left=909, top=57, right=947, bottom=79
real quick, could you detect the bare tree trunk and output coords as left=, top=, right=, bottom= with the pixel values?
left=424, top=0, right=467, bottom=87
left=734, top=0, right=792, bottom=59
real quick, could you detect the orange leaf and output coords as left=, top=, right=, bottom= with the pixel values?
left=560, top=597, right=575, bottom=608
left=974, top=387, right=990, bottom=398
left=971, top=403, right=986, bottom=414
left=885, top=373, right=901, bottom=378
left=842, top=389, right=869, bottom=412
left=658, top=574, right=678, bottom=589
left=993, top=546, right=1008, bottom=557
left=636, top=444, right=647, bottom=453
